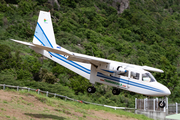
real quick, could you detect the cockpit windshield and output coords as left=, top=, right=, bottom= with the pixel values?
left=142, top=72, right=156, bottom=82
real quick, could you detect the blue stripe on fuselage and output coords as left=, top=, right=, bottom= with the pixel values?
left=97, top=72, right=164, bottom=93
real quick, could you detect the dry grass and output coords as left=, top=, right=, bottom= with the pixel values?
left=0, top=89, right=151, bottom=120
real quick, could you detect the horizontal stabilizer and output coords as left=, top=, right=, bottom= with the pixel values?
left=10, top=39, right=72, bottom=56
left=33, top=44, right=72, bottom=56
left=10, top=39, right=34, bottom=46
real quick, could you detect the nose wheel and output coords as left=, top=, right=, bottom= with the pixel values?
left=87, top=86, right=96, bottom=93
left=158, top=101, right=166, bottom=108
left=112, top=88, right=120, bottom=95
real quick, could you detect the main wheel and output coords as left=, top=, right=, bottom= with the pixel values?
left=112, top=88, right=120, bottom=95
left=92, top=87, right=96, bottom=93
left=87, top=86, right=96, bottom=93
left=158, top=101, right=166, bottom=108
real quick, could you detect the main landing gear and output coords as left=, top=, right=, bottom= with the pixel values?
left=112, top=88, right=120, bottom=95
left=87, top=86, right=96, bottom=93
left=87, top=87, right=120, bottom=95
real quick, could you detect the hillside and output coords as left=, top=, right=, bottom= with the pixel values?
left=0, top=90, right=152, bottom=120
left=0, top=0, right=180, bottom=106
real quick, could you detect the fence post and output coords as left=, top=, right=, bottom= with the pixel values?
left=146, top=98, right=148, bottom=109
left=28, top=88, right=30, bottom=92
left=144, top=98, right=146, bottom=111
left=46, top=91, right=48, bottom=97
left=156, top=98, right=158, bottom=109
left=176, top=102, right=178, bottom=114
left=153, top=99, right=155, bottom=111
left=135, top=98, right=137, bottom=109
left=164, top=103, right=166, bottom=112
left=3, top=84, right=5, bottom=90
left=17, top=86, right=19, bottom=91
left=54, top=93, right=56, bottom=98
left=38, top=89, right=40, bottom=94
left=65, top=96, right=67, bottom=101
left=166, top=97, right=168, bottom=115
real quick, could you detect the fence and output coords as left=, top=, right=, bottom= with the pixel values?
left=135, top=97, right=180, bottom=115
left=135, top=98, right=168, bottom=112
left=0, top=84, right=134, bottom=111
left=168, top=103, right=180, bottom=114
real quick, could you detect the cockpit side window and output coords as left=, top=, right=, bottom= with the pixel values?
left=142, top=73, right=156, bottom=82
left=131, top=72, right=139, bottom=80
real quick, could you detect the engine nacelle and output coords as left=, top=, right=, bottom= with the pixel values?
left=108, top=64, right=127, bottom=75
left=116, top=66, right=127, bottom=75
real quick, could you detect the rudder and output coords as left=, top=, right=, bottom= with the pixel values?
left=33, top=11, right=56, bottom=48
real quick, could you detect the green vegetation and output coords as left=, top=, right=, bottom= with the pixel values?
left=0, top=0, right=180, bottom=109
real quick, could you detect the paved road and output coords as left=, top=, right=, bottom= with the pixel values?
left=166, top=114, right=180, bottom=120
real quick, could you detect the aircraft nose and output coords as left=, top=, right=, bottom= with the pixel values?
left=164, top=86, right=171, bottom=96
left=156, top=82, right=171, bottom=96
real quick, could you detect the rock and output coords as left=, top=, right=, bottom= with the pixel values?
left=106, top=0, right=129, bottom=14
left=48, top=0, right=60, bottom=10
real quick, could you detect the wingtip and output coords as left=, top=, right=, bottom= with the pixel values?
left=10, top=39, right=16, bottom=42
left=142, top=66, right=164, bottom=73
left=160, top=70, right=164, bottom=73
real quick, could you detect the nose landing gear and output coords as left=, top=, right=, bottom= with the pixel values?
left=158, top=101, right=166, bottom=108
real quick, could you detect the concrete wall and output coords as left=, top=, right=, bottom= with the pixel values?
left=135, top=109, right=166, bottom=120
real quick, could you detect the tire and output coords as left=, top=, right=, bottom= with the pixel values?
left=112, top=88, right=120, bottom=95
left=92, top=87, right=96, bottom=93
left=116, top=89, right=120, bottom=95
left=158, top=101, right=166, bottom=108
left=87, top=87, right=93, bottom=93
left=87, top=86, right=96, bottom=93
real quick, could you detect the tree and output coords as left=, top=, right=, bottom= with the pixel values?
left=39, top=68, right=57, bottom=84
left=0, top=44, right=12, bottom=70
left=69, top=76, right=91, bottom=94
left=155, top=56, right=179, bottom=92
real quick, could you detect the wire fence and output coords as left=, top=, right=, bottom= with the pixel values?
left=0, top=84, right=134, bottom=111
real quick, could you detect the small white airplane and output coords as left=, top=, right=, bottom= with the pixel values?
left=11, top=11, right=170, bottom=108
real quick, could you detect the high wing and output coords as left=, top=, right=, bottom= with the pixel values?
left=68, top=54, right=164, bottom=73
left=32, top=42, right=164, bottom=73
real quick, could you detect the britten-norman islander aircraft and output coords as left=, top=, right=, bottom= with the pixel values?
left=11, top=11, right=170, bottom=108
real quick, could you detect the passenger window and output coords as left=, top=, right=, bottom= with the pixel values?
left=131, top=72, right=139, bottom=80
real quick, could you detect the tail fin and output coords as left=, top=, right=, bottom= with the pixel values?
left=33, top=11, right=56, bottom=48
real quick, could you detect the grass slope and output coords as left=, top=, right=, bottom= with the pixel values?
left=0, top=89, right=152, bottom=120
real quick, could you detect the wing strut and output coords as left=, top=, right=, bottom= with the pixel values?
left=90, top=64, right=97, bottom=84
